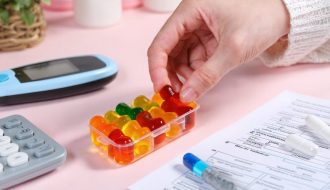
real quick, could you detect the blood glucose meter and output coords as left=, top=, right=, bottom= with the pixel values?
left=0, top=55, right=118, bottom=105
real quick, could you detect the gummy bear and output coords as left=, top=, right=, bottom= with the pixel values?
left=149, top=107, right=181, bottom=138
left=136, top=111, right=166, bottom=145
left=116, top=103, right=143, bottom=120
left=159, top=85, right=179, bottom=100
left=108, top=129, right=125, bottom=158
left=121, top=120, right=152, bottom=156
left=162, top=98, right=195, bottom=131
left=90, top=115, right=116, bottom=148
left=159, top=85, right=196, bottom=130
left=116, top=103, right=131, bottom=115
left=104, top=111, right=130, bottom=128
left=158, top=85, right=193, bottom=116
left=151, top=93, right=164, bottom=106
left=108, top=129, right=134, bottom=164
left=132, top=95, right=159, bottom=110
left=161, top=97, right=193, bottom=116
left=113, top=136, right=134, bottom=164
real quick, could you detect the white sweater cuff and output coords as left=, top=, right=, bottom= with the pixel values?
left=260, top=0, right=330, bottom=67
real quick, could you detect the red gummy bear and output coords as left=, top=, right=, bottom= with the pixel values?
left=159, top=85, right=179, bottom=100
left=161, top=97, right=193, bottom=116
left=136, top=111, right=166, bottom=145
left=108, top=129, right=134, bottom=164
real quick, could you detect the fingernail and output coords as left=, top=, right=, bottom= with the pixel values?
left=173, top=83, right=181, bottom=93
left=181, top=88, right=197, bottom=102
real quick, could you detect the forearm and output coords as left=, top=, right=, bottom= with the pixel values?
left=260, top=0, right=330, bottom=67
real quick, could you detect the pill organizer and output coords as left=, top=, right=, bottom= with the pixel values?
left=0, top=115, right=66, bottom=189
left=89, top=85, right=198, bottom=165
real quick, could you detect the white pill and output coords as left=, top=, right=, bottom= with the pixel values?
left=0, top=129, right=3, bottom=136
left=0, top=143, right=19, bottom=157
left=306, top=115, right=330, bottom=142
left=285, top=134, right=318, bottom=157
left=7, top=152, right=29, bottom=167
left=0, top=136, right=11, bottom=146
left=0, top=163, right=3, bottom=173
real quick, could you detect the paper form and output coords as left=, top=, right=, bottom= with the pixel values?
left=130, top=91, right=330, bottom=190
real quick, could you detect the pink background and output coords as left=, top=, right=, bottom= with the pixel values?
left=1, top=8, right=330, bottom=190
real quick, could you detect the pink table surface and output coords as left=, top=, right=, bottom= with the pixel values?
left=1, top=8, right=330, bottom=190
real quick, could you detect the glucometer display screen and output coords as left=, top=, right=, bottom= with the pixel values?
left=14, top=56, right=107, bottom=83
left=23, top=60, right=80, bottom=81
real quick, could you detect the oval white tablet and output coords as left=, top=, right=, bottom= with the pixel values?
left=0, top=136, right=11, bottom=146
left=306, top=115, right=330, bottom=142
left=285, top=134, right=318, bottom=157
left=7, top=152, right=29, bottom=167
left=0, top=143, right=19, bottom=157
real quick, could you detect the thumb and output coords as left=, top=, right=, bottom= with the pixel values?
left=180, top=48, right=232, bottom=102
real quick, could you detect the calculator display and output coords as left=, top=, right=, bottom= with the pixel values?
left=22, top=60, right=80, bottom=81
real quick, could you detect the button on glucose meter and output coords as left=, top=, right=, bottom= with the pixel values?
left=0, top=55, right=118, bottom=105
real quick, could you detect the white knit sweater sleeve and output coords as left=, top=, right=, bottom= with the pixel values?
left=260, top=0, right=330, bottom=67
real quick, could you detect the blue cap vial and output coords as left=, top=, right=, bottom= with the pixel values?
left=183, top=153, right=200, bottom=171
left=183, top=153, right=209, bottom=177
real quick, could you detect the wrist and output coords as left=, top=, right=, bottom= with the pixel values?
left=272, top=0, right=290, bottom=36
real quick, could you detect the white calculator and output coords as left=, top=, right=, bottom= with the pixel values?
left=0, top=115, right=66, bottom=189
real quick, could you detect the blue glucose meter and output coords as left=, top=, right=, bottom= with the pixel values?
left=0, top=55, right=118, bottom=105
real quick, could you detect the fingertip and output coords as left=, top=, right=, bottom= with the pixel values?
left=153, top=81, right=168, bottom=93
left=172, top=82, right=182, bottom=93
left=180, top=86, right=198, bottom=103
left=179, top=61, right=221, bottom=102
left=149, top=64, right=171, bottom=92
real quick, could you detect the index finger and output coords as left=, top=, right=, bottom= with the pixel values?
left=147, top=0, right=204, bottom=91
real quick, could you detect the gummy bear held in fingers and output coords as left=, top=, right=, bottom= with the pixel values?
left=159, top=85, right=179, bottom=100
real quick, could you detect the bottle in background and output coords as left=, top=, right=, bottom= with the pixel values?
left=74, top=0, right=122, bottom=28
left=143, top=0, right=181, bottom=12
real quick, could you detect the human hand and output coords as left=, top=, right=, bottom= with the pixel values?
left=148, top=0, right=290, bottom=102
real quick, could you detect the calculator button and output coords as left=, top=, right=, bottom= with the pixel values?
left=25, top=138, right=45, bottom=149
left=4, top=119, right=22, bottom=129
left=0, top=74, right=9, bottom=82
left=34, top=144, right=55, bottom=158
left=0, top=136, right=11, bottom=146
left=15, top=128, right=34, bottom=140
left=7, top=152, right=29, bottom=167
left=0, top=129, right=3, bottom=136
left=0, top=143, right=19, bottom=157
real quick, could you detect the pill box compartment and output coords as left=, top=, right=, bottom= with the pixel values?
left=89, top=107, right=198, bottom=165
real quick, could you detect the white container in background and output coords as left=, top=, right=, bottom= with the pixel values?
left=74, top=0, right=122, bottom=27
left=143, top=0, right=181, bottom=12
